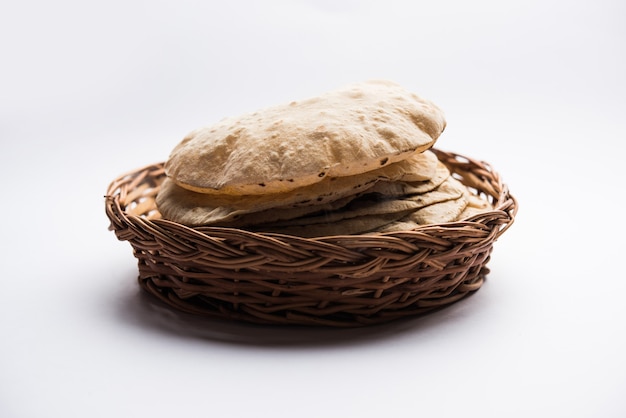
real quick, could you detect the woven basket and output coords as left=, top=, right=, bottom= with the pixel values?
left=105, top=149, right=517, bottom=327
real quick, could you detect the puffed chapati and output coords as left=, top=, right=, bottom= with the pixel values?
left=166, top=80, right=446, bottom=195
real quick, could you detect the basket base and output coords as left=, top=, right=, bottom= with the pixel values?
left=134, top=256, right=490, bottom=327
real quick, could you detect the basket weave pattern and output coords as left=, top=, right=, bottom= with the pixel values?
left=105, top=149, right=517, bottom=327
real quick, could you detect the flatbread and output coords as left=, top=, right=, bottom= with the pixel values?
left=253, top=178, right=467, bottom=237
left=371, top=193, right=469, bottom=233
left=368, top=160, right=450, bottom=197
left=395, top=149, right=439, bottom=182
left=165, top=80, right=446, bottom=195
left=455, top=192, right=494, bottom=220
left=220, top=195, right=359, bottom=228
left=156, top=150, right=441, bottom=226
left=253, top=176, right=466, bottom=229
left=407, top=194, right=468, bottom=225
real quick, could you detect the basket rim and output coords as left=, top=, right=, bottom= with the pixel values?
left=105, top=148, right=517, bottom=242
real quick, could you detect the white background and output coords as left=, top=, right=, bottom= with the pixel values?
left=1, top=1, right=625, bottom=417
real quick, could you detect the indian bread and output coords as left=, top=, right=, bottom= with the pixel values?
left=252, top=176, right=466, bottom=229
left=165, top=80, right=446, bottom=195
left=156, top=150, right=441, bottom=226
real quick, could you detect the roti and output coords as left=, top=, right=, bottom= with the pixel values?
left=372, top=193, right=469, bottom=233
left=252, top=178, right=467, bottom=237
left=165, top=80, right=446, bottom=195
left=252, top=176, right=466, bottom=229
left=406, top=194, right=468, bottom=225
left=156, top=150, right=441, bottom=226
left=368, top=160, right=450, bottom=197
left=456, top=192, right=494, bottom=220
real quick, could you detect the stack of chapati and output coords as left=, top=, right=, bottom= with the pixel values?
left=156, top=80, right=492, bottom=237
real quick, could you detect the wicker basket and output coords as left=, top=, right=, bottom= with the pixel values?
left=105, top=149, right=517, bottom=327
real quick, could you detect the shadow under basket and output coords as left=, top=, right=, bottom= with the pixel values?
left=105, top=149, right=517, bottom=327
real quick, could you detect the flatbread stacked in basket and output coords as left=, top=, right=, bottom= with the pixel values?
left=156, top=80, right=492, bottom=237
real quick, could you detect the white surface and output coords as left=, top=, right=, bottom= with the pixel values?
left=1, top=1, right=625, bottom=417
